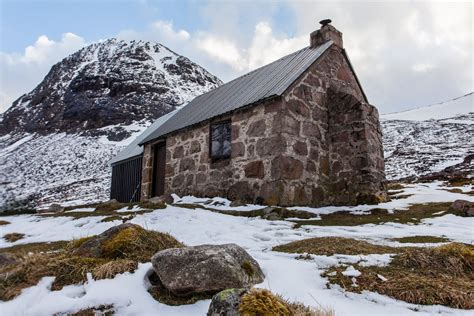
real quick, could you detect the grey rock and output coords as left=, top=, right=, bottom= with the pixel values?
left=207, top=288, right=248, bottom=316
left=47, top=203, right=64, bottom=213
left=149, top=194, right=173, bottom=205
left=151, top=243, right=264, bottom=296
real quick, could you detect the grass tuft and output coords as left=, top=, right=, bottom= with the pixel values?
left=323, top=242, right=474, bottom=309
left=273, top=237, right=402, bottom=256
left=0, top=220, right=10, bottom=226
left=98, top=225, right=184, bottom=262
left=0, top=225, right=184, bottom=301
left=291, top=202, right=464, bottom=228
left=92, top=259, right=137, bottom=280
left=239, top=288, right=334, bottom=316
left=391, top=235, right=450, bottom=243
left=3, top=233, right=25, bottom=242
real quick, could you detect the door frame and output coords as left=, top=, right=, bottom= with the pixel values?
left=151, top=141, right=166, bottom=197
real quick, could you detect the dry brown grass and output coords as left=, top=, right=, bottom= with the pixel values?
left=291, top=202, right=464, bottom=228
left=3, top=232, right=25, bottom=242
left=0, top=220, right=10, bottom=226
left=323, top=243, right=474, bottom=309
left=239, top=288, right=334, bottom=316
left=92, top=259, right=137, bottom=280
left=391, top=235, right=450, bottom=243
left=0, top=241, right=69, bottom=255
left=0, top=225, right=184, bottom=301
left=273, top=237, right=402, bottom=256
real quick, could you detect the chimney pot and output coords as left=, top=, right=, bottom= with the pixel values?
left=310, top=19, right=343, bottom=49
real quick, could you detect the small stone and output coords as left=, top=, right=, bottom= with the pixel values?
left=47, top=203, right=65, bottom=213
left=207, top=288, right=248, bottom=316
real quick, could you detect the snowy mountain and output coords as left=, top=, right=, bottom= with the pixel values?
left=0, top=38, right=222, bottom=136
left=0, top=39, right=222, bottom=207
left=381, top=92, right=473, bottom=179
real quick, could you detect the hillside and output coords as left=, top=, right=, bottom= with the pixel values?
left=0, top=39, right=222, bottom=207
left=381, top=92, right=473, bottom=179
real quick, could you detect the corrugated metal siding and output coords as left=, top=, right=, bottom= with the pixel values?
left=139, top=41, right=333, bottom=145
left=110, top=156, right=143, bottom=203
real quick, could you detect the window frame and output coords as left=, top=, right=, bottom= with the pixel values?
left=209, top=120, right=232, bottom=161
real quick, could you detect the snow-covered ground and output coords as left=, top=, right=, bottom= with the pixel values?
left=1, top=181, right=473, bottom=315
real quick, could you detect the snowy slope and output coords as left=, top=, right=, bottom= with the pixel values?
left=381, top=93, right=473, bottom=179
left=381, top=92, right=473, bottom=121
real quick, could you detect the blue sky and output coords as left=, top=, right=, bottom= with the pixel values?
left=0, top=0, right=472, bottom=113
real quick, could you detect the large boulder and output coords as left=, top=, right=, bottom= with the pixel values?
left=151, top=244, right=264, bottom=296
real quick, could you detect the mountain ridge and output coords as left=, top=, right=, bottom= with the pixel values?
left=0, top=38, right=222, bottom=137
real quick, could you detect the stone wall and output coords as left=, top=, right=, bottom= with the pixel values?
left=141, top=44, right=386, bottom=206
left=141, top=99, right=288, bottom=203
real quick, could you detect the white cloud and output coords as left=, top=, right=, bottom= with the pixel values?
left=0, top=33, right=86, bottom=112
left=193, top=21, right=306, bottom=72
left=1, top=2, right=472, bottom=114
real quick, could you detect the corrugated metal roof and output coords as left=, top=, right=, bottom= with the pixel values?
left=139, top=41, right=333, bottom=145
left=109, top=110, right=177, bottom=165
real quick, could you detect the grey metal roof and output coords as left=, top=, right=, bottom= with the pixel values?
left=139, top=41, right=333, bottom=145
left=109, top=110, right=177, bottom=165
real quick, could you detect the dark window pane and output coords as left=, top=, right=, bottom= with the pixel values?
left=210, top=122, right=231, bottom=159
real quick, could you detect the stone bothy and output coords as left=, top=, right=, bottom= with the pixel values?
left=112, top=20, right=386, bottom=206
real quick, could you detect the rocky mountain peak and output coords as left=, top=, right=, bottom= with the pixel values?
left=0, top=38, right=222, bottom=136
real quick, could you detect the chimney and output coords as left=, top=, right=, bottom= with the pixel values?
left=310, top=19, right=343, bottom=48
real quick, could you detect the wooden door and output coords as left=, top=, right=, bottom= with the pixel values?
left=152, top=143, right=166, bottom=197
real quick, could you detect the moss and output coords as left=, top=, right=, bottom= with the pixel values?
left=291, top=202, right=460, bottom=228
left=3, top=232, right=25, bottom=242
left=323, top=243, right=474, bottom=309
left=273, top=237, right=403, bottom=256
left=392, top=235, right=450, bottom=243
left=241, top=260, right=254, bottom=276
left=239, top=289, right=291, bottom=316
left=0, top=220, right=10, bottom=225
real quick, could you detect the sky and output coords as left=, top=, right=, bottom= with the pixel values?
left=0, top=0, right=472, bottom=114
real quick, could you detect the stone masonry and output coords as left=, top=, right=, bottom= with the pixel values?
left=141, top=22, right=386, bottom=206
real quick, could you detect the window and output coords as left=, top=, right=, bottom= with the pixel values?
left=210, top=121, right=231, bottom=159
